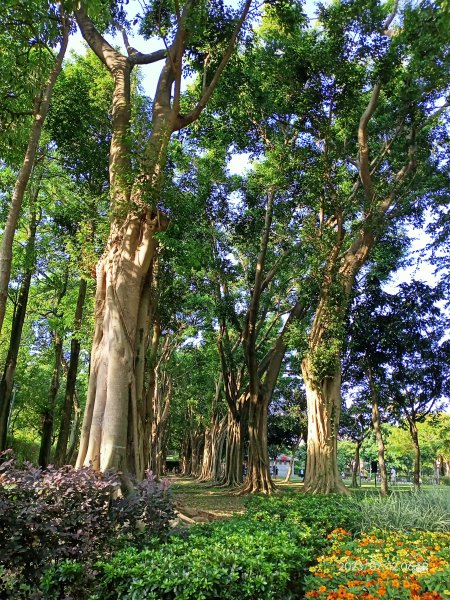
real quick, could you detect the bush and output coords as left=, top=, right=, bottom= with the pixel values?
left=305, top=528, right=450, bottom=599
left=43, top=517, right=320, bottom=600
left=441, top=476, right=450, bottom=486
left=0, top=451, right=174, bottom=596
left=245, top=492, right=362, bottom=535
left=358, top=489, right=450, bottom=532
left=42, top=492, right=362, bottom=599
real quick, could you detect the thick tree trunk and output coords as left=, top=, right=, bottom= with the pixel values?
left=54, top=278, right=87, bottom=466
left=74, top=54, right=168, bottom=481
left=75, top=217, right=164, bottom=480
left=302, top=357, right=349, bottom=494
left=38, top=332, right=63, bottom=468
left=0, top=208, right=38, bottom=449
left=352, top=440, right=362, bottom=488
left=198, top=415, right=227, bottom=482
left=0, top=23, right=68, bottom=335
left=409, top=418, right=421, bottom=491
left=240, top=397, right=274, bottom=494
left=221, top=408, right=245, bottom=487
left=190, top=430, right=204, bottom=478
left=371, top=391, right=388, bottom=496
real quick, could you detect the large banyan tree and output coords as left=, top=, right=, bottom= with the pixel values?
left=72, top=0, right=257, bottom=484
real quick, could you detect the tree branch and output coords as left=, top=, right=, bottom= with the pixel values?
left=74, top=5, right=123, bottom=71
left=113, top=19, right=167, bottom=65
left=358, top=84, right=381, bottom=202
left=174, top=0, right=253, bottom=130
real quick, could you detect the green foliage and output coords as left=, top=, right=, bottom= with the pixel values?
left=91, top=518, right=316, bottom=600
left=245, top=492, right=361, bottom=534
left=441, top=476, right=450, bottom=487
left=0, top=452, right=174, bottom=596
left=41, top=493, right=364, bottom=600
left=358, top=489, right=450, bottom=532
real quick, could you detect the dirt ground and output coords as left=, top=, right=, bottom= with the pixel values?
left=167, top=476, right=305, bottom=521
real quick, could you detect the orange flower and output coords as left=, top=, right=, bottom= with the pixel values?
left=376, top=587, right=387, bottom=596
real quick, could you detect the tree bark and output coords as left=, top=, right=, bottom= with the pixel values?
left=180, top=429, right=191, bottom=476
left=54, top=278, right=87, bottom=466
left=0, top=20, right=68, bottom=335
left=38, top=331, right=63, bottom=468
left=370, top=377, right=389, bottom=496
left=0, top=206, right=39, bottom=449
left=302, top=357, right=349, bottom=494
left=352, top=440, right=362, bottom=488
left=221, top=405, right=247, bottom=487
left=240, top=394, right=274, bottom=493
left=198, top=414, right=227, bottom=483
left=408, top=417, right=421, bottom=491
left=66, top=391, right=82, bottom=465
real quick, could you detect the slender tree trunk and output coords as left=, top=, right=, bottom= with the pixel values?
left=371, top=392, right=388, bottom=496
left=149, top=374, right=172, bottom=478
left=66, top=392, right=82, bottom=465
left=439, top=455, right=445, bottom=477
left=352, top=440, right=362, bottom=488
left=38, top=332, right=63, bottom=468
left=284, top=439, right=301, bottom=483
left=284, top=458, right=294, bottom=483
left=0, top=22, right=68, bottom=335
left=0, top=207, right=38, bottom=449
left=180, top=430, right=191, bottom=476
left=302, top=357, right=348, bottom=494
left=54, top=278, right=87, bottom=466
left=367, top=362, right=388, bottom=495
left=408, top=417, right=421, bottom=491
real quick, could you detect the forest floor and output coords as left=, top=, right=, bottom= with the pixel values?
left=168, top=476, right=304, bottom=521
left=169, top=476, right=435, bottom=522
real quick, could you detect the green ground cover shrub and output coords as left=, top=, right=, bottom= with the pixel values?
left=41, top=493, right=362, bottom=599
left=245, top=492, right=362, bottom=534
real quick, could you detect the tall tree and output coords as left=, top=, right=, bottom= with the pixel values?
left=0, top=188, right=41, bottom=449
left=0, top=2, right=69, bottom=333
left=73, top=0, right=256, bottom=485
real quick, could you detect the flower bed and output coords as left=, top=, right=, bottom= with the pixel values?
left=305, top=529, right=450, bottom=599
